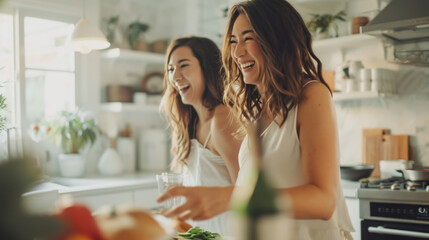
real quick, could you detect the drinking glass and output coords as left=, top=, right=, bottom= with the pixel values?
left=156, top=172, right=184, bottom=210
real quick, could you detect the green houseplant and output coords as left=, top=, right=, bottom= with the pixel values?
left=0, top=93, right=6, bottom=133
left=49, top=110, right=98, bottom=177
left=126, top=21, right=149, bottom=50
left=306, top=10, right=346, bottom=39
left=105, top=15, right=120, bottom=44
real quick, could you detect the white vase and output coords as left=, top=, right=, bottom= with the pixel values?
left=58, top=153, right=85, bottom=177
left=98, top=148, right=123, bottom=175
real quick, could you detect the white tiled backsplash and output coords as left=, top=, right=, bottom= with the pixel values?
left=336, top=67, right=429, bottom=167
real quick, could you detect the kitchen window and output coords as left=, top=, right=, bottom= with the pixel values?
left=0, top=13, right=13, bottom=160
left=0, top=3, right=81, bottom=160
left=24, top=16, right=75, bottom=123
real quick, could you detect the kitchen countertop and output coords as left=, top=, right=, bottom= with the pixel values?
left=23, top=174, right=362, bottom=215
left=341, top=180, right=361, bottom=198
left=26, top=172, right=158, bottom=196
left=27, top=174, right=362, bottom=198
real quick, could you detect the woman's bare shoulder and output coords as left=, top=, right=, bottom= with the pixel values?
left=301, top=81, right=332, bottom=104
left=297, top=81, right=334, bottom=123
left=212, top=105, right=234, bottom=128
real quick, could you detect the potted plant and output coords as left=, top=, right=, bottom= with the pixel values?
left=126, top=21, right=149, bottom=51
left=104, top=16, right=120, bottom=47
left=49, top=109, right=98, bottom=177
left=0, top=92, right=6, bottom=133
left=306, top=10, right=346, bottom=40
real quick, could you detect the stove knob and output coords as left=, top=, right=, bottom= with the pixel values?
left=390, top=183, right=401, bottom=191
left=407, top=185, right=416, bottom=191
left=426, top=186, right=429, bottom=192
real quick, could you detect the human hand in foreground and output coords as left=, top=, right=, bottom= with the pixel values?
left=157, top=185, right=234, bottom=221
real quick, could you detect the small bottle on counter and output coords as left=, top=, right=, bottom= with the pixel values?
left=117, top=124, right=136, bottom=173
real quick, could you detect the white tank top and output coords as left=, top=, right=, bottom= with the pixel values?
left=183, top=131, right=232, bottom=235
left=236, top=82, right=355, bottom=240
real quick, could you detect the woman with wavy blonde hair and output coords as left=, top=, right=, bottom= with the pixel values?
left=160, top=36, right=242, bottom=234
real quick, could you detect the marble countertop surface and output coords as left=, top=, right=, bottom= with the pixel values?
left=25, top=173, right=362, bottom=198
left=341, top=179, right=361, bottom=198
left=25, top=172, right=158, bottom=196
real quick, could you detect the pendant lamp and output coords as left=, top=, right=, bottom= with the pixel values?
left=69, top=1, right=110, bottom=54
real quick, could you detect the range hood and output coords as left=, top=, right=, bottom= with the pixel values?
left=362, top=0, right=429, bottom=42
left=362, top=0, right=429, bottom=66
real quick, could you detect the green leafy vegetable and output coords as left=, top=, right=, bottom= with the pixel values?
left=178, top=226, right=221, bottom=240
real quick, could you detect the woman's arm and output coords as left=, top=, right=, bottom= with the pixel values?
left=157, top=185, right=235, bottom=221
left=280, top=82, right=339, bottom=220
left=211, top=105, right=243, bottom=183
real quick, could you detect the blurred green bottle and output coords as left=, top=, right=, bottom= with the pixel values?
left=230, top=120, right=292, bottom=240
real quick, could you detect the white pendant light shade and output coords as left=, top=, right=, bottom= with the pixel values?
left=70, top=18, right=110, bottom=54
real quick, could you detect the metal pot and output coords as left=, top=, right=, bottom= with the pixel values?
left=398, top=169, right=429, bottom=181
left=340, top=164, right=375, bottom=181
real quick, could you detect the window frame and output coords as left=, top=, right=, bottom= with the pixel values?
left=0, top=0, right=96, bottom=159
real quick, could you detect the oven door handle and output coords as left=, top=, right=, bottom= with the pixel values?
left=368, top=226, right=429, bottom=239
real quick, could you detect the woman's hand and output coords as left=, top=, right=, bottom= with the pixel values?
left=157, top=185, right=234, bottom=221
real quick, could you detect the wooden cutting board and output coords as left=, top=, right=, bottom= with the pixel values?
left=362, top=128, right=390, bottom=166
left=362, top=129, right=409, bottom=178
left=382, top=135, right=409, bottom=160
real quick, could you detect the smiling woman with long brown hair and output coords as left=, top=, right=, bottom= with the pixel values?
left=159, top=36, right=242, bottom=234
left=221, top=0, right=354, bottom=238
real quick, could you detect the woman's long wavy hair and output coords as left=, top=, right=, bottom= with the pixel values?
left=160, top=36, right=225, bottom=170
left=222, top=0, right=331, bottom=128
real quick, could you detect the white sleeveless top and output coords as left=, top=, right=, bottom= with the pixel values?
left=236, top=82, right=355, bottom=240
left=182, top=131, right=232, bottom=235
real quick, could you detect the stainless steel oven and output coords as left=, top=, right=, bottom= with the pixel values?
left=358, top=178, right=429, bottom=240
